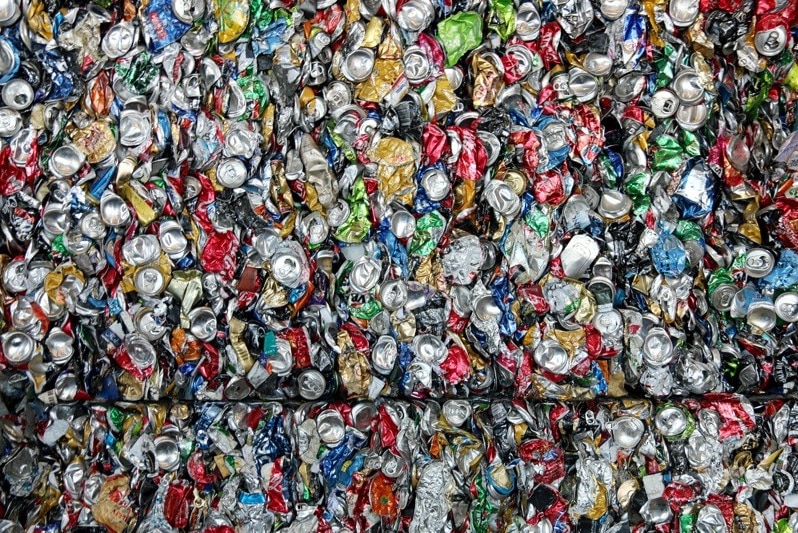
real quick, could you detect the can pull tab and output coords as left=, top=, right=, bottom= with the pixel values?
left=193, top=487, right=209, bottom=510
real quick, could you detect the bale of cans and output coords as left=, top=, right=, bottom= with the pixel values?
left=2, top=395, right=798, bottom=531
left=2, top=0, right=798, bottom=528
left=2, top=0, right=798, bottom=404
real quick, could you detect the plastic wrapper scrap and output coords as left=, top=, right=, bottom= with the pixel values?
left=3, top=395, right=798, bottom=532
left=4, top=0, right=798, bottom=403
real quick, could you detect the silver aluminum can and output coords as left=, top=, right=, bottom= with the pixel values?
left=650, top=88, right=680, bottom=119
left=744, top=248, right=775, bottom=278
left=379, top=279, right=408, bottom=310
left=316, top=409, right=346, bottom=447
left=710, top=283, right=737, bottom=311
left=403, top=46, right=431, bottom=85
left=560, top=235, right=600, bottom=279
left=372, top=335, right=398, bottom=375
left=270, top=339, right=294, bottom=377
left=675, top=103, right=708, bottom=131
left=600, top=0, right=629, bottom=19
left=483, top=180, right=521, bottom=219
left=342, top=48, right=375, bottom=83
left=669, top=0, right=699, bottom=27
left=172, top=0, right=206, bottom=24
left=534, top=339, right=570, bottom=375
left=642, top=327, right=674, bottom=366
left=583, top=52, right=613, bottom=77
left=412, top=334, right=447, bottom=364
left=48, top=144, right=86, bottom=178
left=390, top=209, right=416, bottom=239
left=611, top=416, right=645, bottom=448
left=1, top=330, right=35, bottom=367
left=654, top=404, right=691, bottom=439
left=297, top=369, right=326, bottom=400
left=775, top=292, right=798, bottom=323
left=188, top=306, right=217, bottom=342
left=420, top=167, right=451, bottom=201
left=99, top=191, right=132, bottom=227
left=755, top=26, right=788, bottom=57
left=672, top=69, right=705, bottom=105
left=122, top=234, right=162, bottom=266
left=442, top=400, right=472, bottom=427
left=158, top=220, right=188, bottom=257
left=396, top=0, right=436, bottom=33
left=216, top=158, right=248, bottom=188
left=154, top=436, right=181, bottom=471
left=134, top=266, right=166, bottom=296
left=135, top=307, right=170, bottom=341
left=101, top=22, right=136, bottom=58
left=349, top=256, right=382, bottom=293
left=124, top=333, right=157, bottom=371
left=2, top=79, right=33, bottom=111
left=747, top=300, right=777, bottom=332
left=45, top=327, right=74, bottom=365
left=351, top=401, right=377, bottom=431
left=515, top=3, right=541, bottom=40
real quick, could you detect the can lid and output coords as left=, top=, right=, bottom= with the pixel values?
left=297, top=369, right=326, bottom=400
left=642, top=327, right=674, bottom=366
left=650, top=88, right=680, bottom=119
left=755, top=25, right=788, bottom=57
left=669, top=0, right=699, bottom=27
left=134, top=266, right=166, bottom=296
left=216, top=158, right=248, bottom=188
left=710, top=283, right=737, bottom=311
left=1, top=330, right=34, bottom=366
left=442, top=400, right=472, bottom=427
left=2, top=79, right=32, bottom=111
left=672, top=69, right=705, bottom=104
left=172, top=0, right=205, bottom=24
left=372, top=335, right=398, bottom=375
left=101, top=22, right=136, bottom=58
left=583, top=52, right=613, bottom=77
left=342, top=48, right=375, bottom=83
left=744, top=248, right=775, bottom=278
left=188, top=307, right=217, bottom=342
left=397, top=0, right=435, bottom=32
left=775, top=292, right=798, bottom=323
left=600, top=0, right=629, bottom=19
left=747, top=300, right=777, bottom=332
left=515, top=3, right=541, bottom=40
left=403, top=46, right=431, bottom=84
left=534, top=339, right=570, bottom=375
